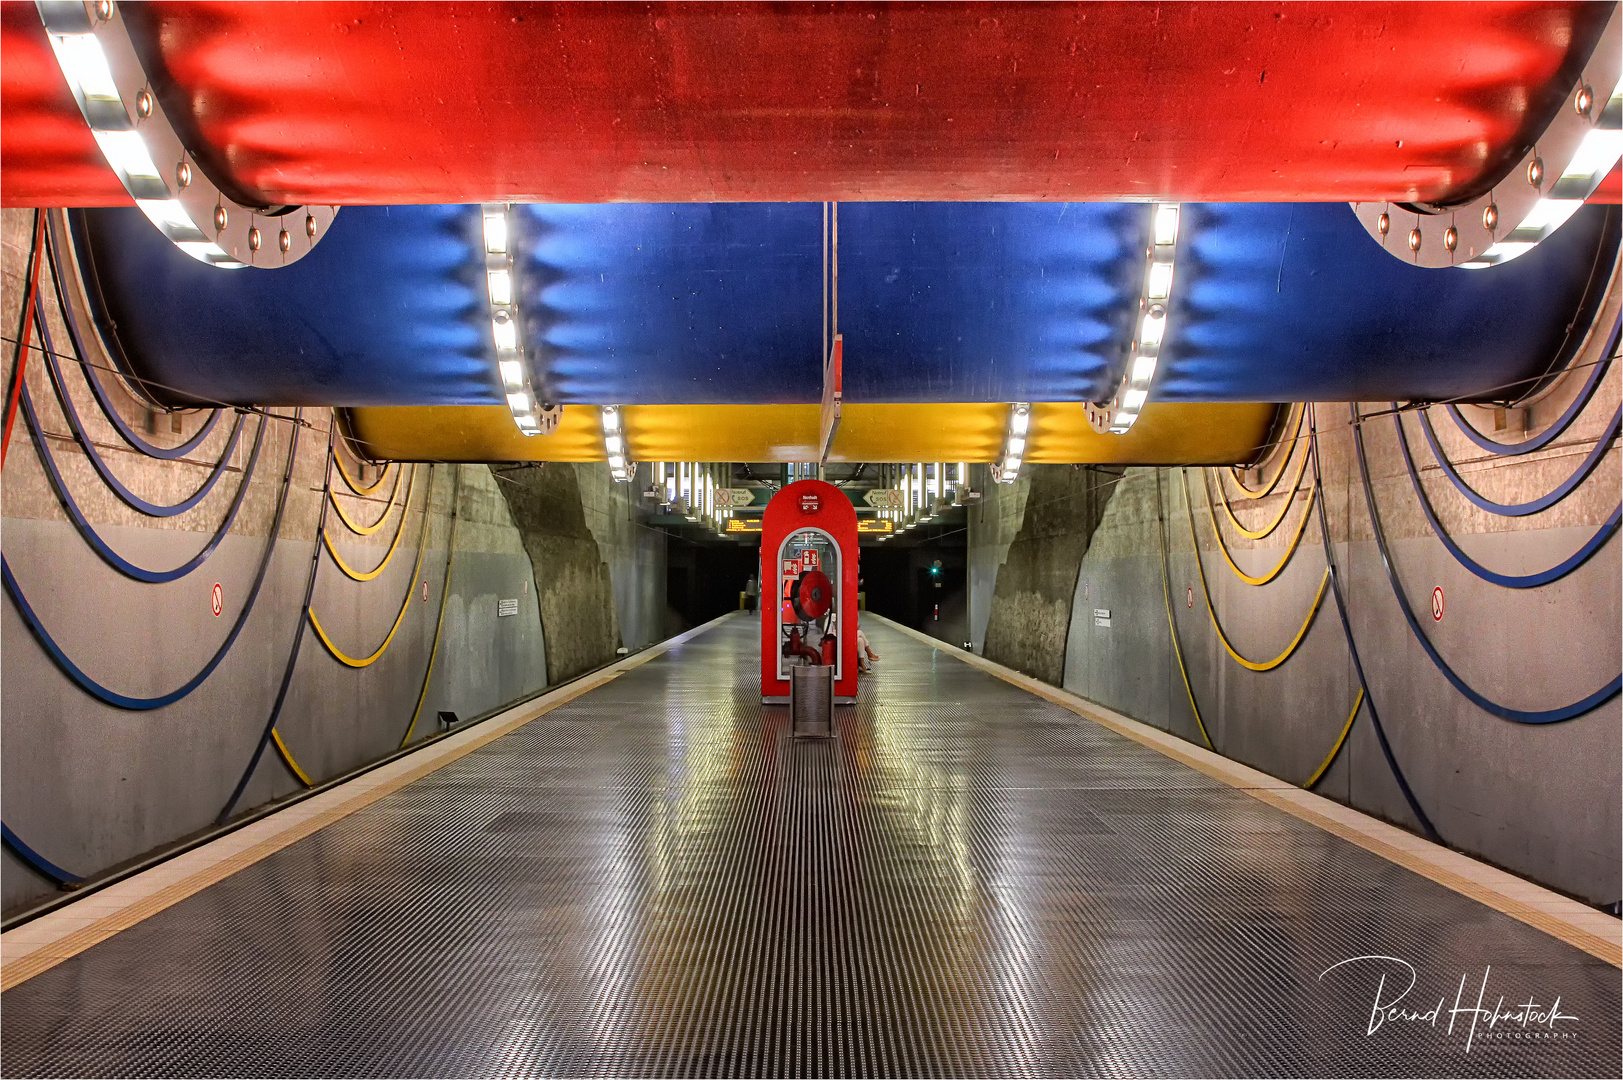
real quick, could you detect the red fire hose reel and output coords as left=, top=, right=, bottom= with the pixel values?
left=790, top=570, right=834, bottom=622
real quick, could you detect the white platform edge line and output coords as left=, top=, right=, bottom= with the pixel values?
left=868, top=613, right=1622, bottom=965
left=0, top=613, right=738, bottom=980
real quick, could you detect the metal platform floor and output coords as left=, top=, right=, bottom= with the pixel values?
left=2, top=617, right=1618, bottom=1077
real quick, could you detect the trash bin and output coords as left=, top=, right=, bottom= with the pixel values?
left=790, top=664, right=833, bottom=737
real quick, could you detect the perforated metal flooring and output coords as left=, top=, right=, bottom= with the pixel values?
left=3, top=618, right=1618, bottom=1077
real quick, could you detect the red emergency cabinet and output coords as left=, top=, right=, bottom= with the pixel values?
left=760, top=479, right=859, bottom=703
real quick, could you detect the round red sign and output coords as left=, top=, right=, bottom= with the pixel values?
left=1431, top=586, right=1445, bottom=622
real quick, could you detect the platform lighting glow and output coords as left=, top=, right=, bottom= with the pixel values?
left=49, top=32, right=120, bottom=101
left=1138, top=305, right=1167, bottom=346
left=483, top=211, right=508, bottom=254
left=1563, top=127, right=1623, bottom=180
left=602, top=407, right=633, bottom=482
left=1464, top=77, right=1623, bottom=269
left=1517, top=198, right=1584, bottom=232
left=94, top=130, right=161, bottom=183
left=499, top=360, right=525, bottom=388
left=491, top=313, right=517, bottom=352
left=487, top=268, right=512, bottom=305
left=1096, top=202, right=1182, bottom=433
left=1153, top=204, right=1181, bottom=246
left=1146, top=260, right=1175, bottom=300
left=994, top=403, right=1030, bottom=483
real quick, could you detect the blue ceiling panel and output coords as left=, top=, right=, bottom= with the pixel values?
left=78, top=205, right=495, bottom=407
left=837, top=202, right=1147, bottom=403
left=75, top=199, right=1614, bottom=410
left=1157, top=202, right=1615, bottom=402
left=518, top=203, right=823, bottom=404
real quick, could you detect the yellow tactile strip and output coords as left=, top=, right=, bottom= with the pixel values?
left=0, top=613, right=738, bottom=992
left=872, top=615, right=1623, bottom=969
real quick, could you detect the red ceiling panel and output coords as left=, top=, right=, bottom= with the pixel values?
left=1, top=1, right=1611, bottom=207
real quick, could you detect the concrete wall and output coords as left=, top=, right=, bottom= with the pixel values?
left=978, top=464, right=1121, bottom=684
left=974, top=288, right=1622, bottom=905
left=0, top=209, right=662, bottom=916
left=495, top=462, right=666, bottom=684
left=966, top=464, right=1028, bottom=655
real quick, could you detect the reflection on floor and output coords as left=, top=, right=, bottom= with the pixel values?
left=2, top=618, right=1617, bottom=1077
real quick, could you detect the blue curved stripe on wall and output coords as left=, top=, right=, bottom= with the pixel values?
left=79, top=201, right=1613, bottom=408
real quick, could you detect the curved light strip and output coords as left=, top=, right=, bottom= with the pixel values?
left=1356, top=6, right=1621, bottom=269
left=37, top=0, right=337, bottom=267
left=993, top=404, right=1030, bottom=484
left=1089, top=203, right=1180, bottom=434
left=1462, top=69, right=1621, bottom=269
left=482, top=203, right=558, bottom=435
left=602, top=405, right=632, bottom=482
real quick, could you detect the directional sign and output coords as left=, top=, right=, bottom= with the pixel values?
left=864, top=488, right=905, bottom=508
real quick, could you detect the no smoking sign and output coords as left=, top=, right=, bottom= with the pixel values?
left=1431, top=586, right=1444, bottom=622
left=210, top=582, right=223, bottom=617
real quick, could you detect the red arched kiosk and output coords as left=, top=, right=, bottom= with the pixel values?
left=760, top=479, right=859, bottom=704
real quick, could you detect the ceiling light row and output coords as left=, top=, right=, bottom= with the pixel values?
left=993, top=404, right=1031, bottom=483
left=482, top=203, right=559, bottom=436
left=1089, top=202, right=1180, bottom=434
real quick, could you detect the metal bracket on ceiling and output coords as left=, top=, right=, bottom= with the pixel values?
left=1351, top=3, right=1621, bottom=269
left=37, top=0, right=338, bottom=268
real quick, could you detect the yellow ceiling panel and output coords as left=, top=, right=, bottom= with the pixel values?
left=831, top=403, right=1009, bottom=462
left=345, top=405, right=606, bottom=462
left=625, top=405, right=822, bottom=462
left=347, top=401, right=1281, bottom=466
left=1029, top=402, right=1280, bottom=466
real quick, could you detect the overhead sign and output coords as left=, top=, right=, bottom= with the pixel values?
left=864, top=488, right=905, bottom=509
left=855, top=519, right=894, bottom=534
left=714, top=488, right=756, bottom=507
